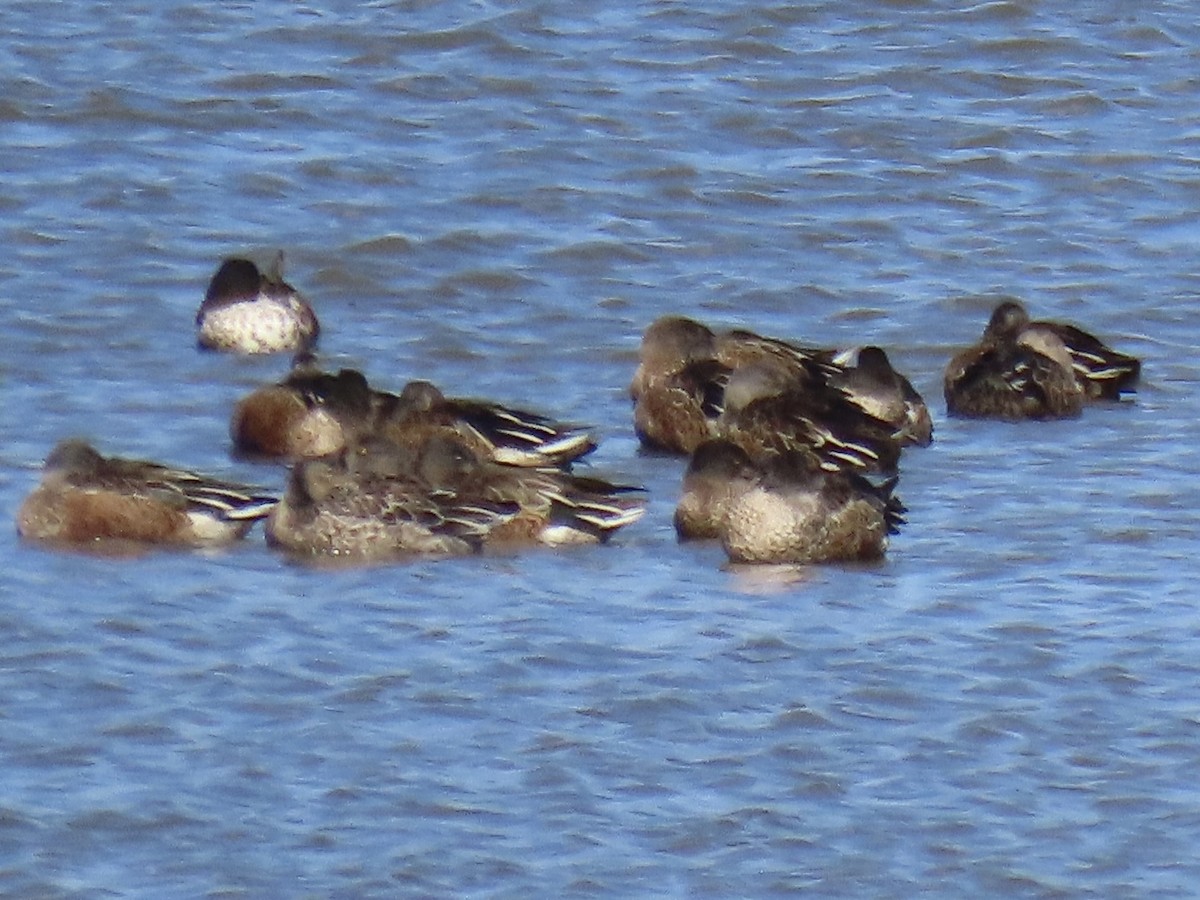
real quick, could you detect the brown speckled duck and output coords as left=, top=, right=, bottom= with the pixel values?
left=231, top=356, right=375, bottom=459
left=673, top=439, right=904, bottom=565
left=717, top=361, right=902, bottom=475
left=631, top=315, right=932, bottom=461
left=265, top=446, right=515, bottom=560
left=267, top=434, right=644, bottom=558
left=944, top=300, right=1138, bottom=420
left=232, top=357, right=596, bottom=468
left=17, top=439, right=276, bottom=548
left=375, top=380, right=597, bottom=469
left=384, top=434, right=646, bottom=547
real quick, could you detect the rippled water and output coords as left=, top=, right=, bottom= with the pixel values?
left=4, top=1, right=1200, bottom=896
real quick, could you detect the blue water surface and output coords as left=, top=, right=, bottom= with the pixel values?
left=2, top=1, right=1200, bottom=896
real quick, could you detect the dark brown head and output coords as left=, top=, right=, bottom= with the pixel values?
left=983, top=300, right=1031, bottom=342
left=44, top=438, right=104, bottom=476
left=326, top=369, right=374, bottom=414
left=397, top=380, right=447, bottom=414
left=852, top=346, right=896, bottom=381
left=639, top=316, right=718, bottom=373
left=203, top=258, right=263, bottom=306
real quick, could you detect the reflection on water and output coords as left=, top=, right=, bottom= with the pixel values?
left=3, top=0, right=1200, bottom=896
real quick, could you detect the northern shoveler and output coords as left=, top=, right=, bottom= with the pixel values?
left=717, top=361, right=902, bottom=474
left=265, top=449, right=515, bottom=559
left=376, top=380, right=596, bottom=469
left=1001, top=300, right=1139, bottom=399
left=267, top=433, right=643, bottom=557
left=17, top=439, right=276, bottom=548
left=631, top=315, right=931, bottom=459
left=402, top=434, right=646, bottom=547
left=233, top=357, right=596, bottom=468
left=231, top=356, right=375, bottom=459
left=673, top=440, right=904, bottom=564
left=944, top=300, right=1097, bottom=420
left=196, top=253, right=319, bottom=354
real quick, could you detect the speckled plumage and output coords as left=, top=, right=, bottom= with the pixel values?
left=720, top=450, right=904, bottom=565
left=407, top=435, right=646, bottom=547
left=266, top=452, right=514, bottom=559
left=1011, top=304, right=1140, bottom=400
left=17, top=439, right=276, bottom=548
left=196, top=254, right=319, bottom=354
left=631, top=316, right=930, bottom=464
left=945, top=301, right=1090, bottom=420
left=376, top=380, right=597, bottom=469
left=672, top=440, right=903, bottom=564
left=674, top=439, right=760, bottom=540
left=718, top=361, right=902, bottom=475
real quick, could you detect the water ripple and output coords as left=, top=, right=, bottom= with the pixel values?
left=3, top=0, right=1200, bottom=896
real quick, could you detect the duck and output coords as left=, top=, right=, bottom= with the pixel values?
left=385, top=434, right=646, bottom=547
left=265, top=447, right=516, bottom=559
left=829, top=346, right=934, bottom=446
left=17, top=439, right=277, bottom=548
left=998, top=300, right=1140, bottom=399
left=944, top=300, right=1088, bottom=420
left=196, top=253, right=319, bottom=354
left=672, top=439, right=904, bottom=564
left=230, top=355, right=375, bottom=459
left=375, top=379, right=596, bottom=469
left=723, top=450, right=904, bottom=565
left=717, top=329, right=933, bottom=449
left=629, top=316, right=729, bottom=454
left=717, top=361, right=902, bottom=474
left=231, top=356, right=598, bottom=469
left=631, top=315, right=931, bottom=459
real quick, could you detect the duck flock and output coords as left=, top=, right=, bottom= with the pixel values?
left=16, top=254, right=1141, bottom=566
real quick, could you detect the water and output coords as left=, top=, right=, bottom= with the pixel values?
left=3, top=1, right=1200, bottom=896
